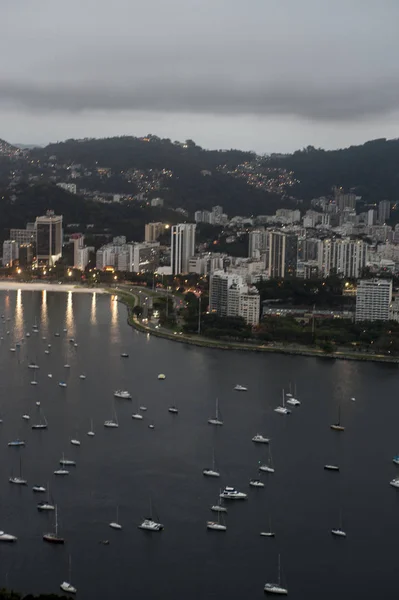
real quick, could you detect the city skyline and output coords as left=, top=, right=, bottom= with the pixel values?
left=1, top=0, right=399, bottom=152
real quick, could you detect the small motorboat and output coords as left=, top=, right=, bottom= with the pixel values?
left=252, top=434, right=269, bottom=444
left=32, top=485, right=46, bottom=493
left=324, top=464, right=340, bottom=471
left=234, top=384, right=247, bottom=391
left=249, top=479, right=265, bottom=488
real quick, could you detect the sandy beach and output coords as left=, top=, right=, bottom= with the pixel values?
left=0, top=282, right=106, bottom=294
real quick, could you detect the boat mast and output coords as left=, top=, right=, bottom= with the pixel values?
left=55, top=505, right=58, bottom=536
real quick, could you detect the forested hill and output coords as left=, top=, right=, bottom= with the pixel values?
left=266, top=138, right=399, bottom=201
left=30, top=136, right=254, bottom=173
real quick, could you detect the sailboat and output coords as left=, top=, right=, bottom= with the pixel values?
left=331, top=509, right=346, bottom=537
left=260, top=515, right=276, bottom=537
left=109, top=506, right=122, bottom=530
left=203, top=448, right=220, bottom=477
left=264, top=554, right=288, bottom=595
left=208, top=398, right=223, bottom=426
left=30, top=370, right=38, bottom=386
left=331, top=405, right=345, bottom=431
left=132, top=400, right=144, bottom=420
left=286, top=383, right=301, bottom=406
left=9, top=455, right=27, bottom=485
left=37, top=482, right=55, bottom=511
left=211, top=490, right=227, bottom=513
left=207, top=510, right=227, bottom=531
left=70, top=436, right=81, bottom=446
left=60, top=555, right=77, bottom=594
left=31, top=408, right=48, bottom=430
left=59, top=453, right=76, bottom=467
left=104, top=404, right=119, bottom=428
left=43, top=505, right=64, bottom=543
left=32, top=318, right=39, bottom=333
left=138, top=499, right=163, bottom=531
left=259, top=445, right=275, bottom=473
left=87, top=419, right=95, bottom=436
left=274, top=389, right=291, bottom=415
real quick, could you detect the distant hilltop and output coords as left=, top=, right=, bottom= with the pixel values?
left=0, top=138, right=19, bottom=155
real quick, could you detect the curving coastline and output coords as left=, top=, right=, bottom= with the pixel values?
left=115, top=288, right=399, bottom=365
left=0, top=281, right=106, bottom=293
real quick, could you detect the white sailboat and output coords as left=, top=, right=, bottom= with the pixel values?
left=203, top=448, right=220, bottom=477
left=60, top=555, right=77, bottom=594
left=43, top=505, right=64, bottom=544
left=31, top=408, right=48, bottom=430
left=331, top=405, right=345, bottom=431
left=259, top=445, right=275, bottom=473
left=274, top=389, right=291, bottom=415
left=264, top=554, right=288, bottom=595
left=104, top=404, right=119, bottom=428
left=30, top=370, right=38, bottom=386
left=207, top=510, right=227, bottom=531
left=331, top=509, right=346, bottom=537
left=87, top=419, right=95, bottom=436
left=286, top=383, right=301, bottom=406
left=0, top=531, right=17, bottom=542
left=70, top=437, right=81, bottom=446
left=9, top=455, right=27, bottom=485
left=37, top=482, right=55, bottom=511
left=211, top=490, right=228, bottom=513
left=138, top=499, right=163, bottom=531
left=208, top=397, right=223, bottom=426
left=260, top=515, right=276, bottom=537
left=132, top=400, right=144, bottom=420
left=109, top=506, right=122, bottom=530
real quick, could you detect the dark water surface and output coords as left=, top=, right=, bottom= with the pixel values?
left=0, top=290, right=398, bottom=599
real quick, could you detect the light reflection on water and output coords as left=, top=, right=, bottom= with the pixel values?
left=66, top=291, right=75, bottom=336
left=14, top=289, right=24, bottom=340
left=90, top=292, right=97, bottom=325
left=41, top=290, right=48, bottom=332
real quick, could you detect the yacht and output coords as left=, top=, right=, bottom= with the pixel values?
left=120, top=353, right=129, bottom=358
left=274, top=389, right=291, bottom=415
left=0, top=531, right=17, bottom=542
left=390, top=477, right=399, bottom=488
left=252, top=434, right=270, bottom=444
left=114, top=390, right=132, bottom=399
left=331, top=528, right=347, bottom=537
left=207, top=512, right=227, bottom=531
left=54, top=469, right=69, bottom=476
left=220, top=487, right=247, bottom=500
left=168, top=406, right=178, bottom=414
left=59, top=382, right=67, bottom=387
left=79, top=374, right=86, bottom=380
left=208, top=397, right=223, bottom=426
left=234, top=384, right=247, bottom=391
left=109, top=507, right=122, bottom=530
left=70, top=438, right=81, bottom=446
left=32, top=485, right=46, bottom=493
left=331, top=405, right=345, bottom=431
left=249, top=479, right=265, bottom=488
left=43, top=505, right=64, bottom=544
left=324, top=464, right=339, bottom=471
left=259, top=445, right=275, bottom=473
left=87, top=419, right=95, bottom=436
left=157, top=373, right=166, bottom=380
left=22, top=415, right=30, bottom=421
left=138, top=518, right=164, bottom=531
left=37, top=501, right=55, bottom=511
left=8, top=440, right=25, bottom=447
left=264, top=555, right=288, bottom=596
left=59, top=458, right=76, bottom=466
left=203, top=449, right=220, bottom=477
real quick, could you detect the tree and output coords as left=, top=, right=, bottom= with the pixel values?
left=133, top=306, right=143, bottom=317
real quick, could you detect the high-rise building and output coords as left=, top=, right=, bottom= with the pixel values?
left=355, top=279, right=392, bottom=322
left=318, top=239, right=366, bottom=279
left=378, top=200, right=391, bottom=224
left=171, top=224, right=196, bottom=274
left=367, top=209, right=377, bottom=226
left=132, top=242, right=160, bottom=273
left=268, top=232, right=298, bottom=278
left=248, top=229, right=268, bottom=259
left=209, top=270, right=260, bottom=325
left=2, top=240, right=19, bottom=266
left=35, top=211, right=63, bottom=265
left=144, top=222, right=167, bottom=242
left=10, top=225, right=36, bottom=245
left=336, top=192, right=356, bottom=212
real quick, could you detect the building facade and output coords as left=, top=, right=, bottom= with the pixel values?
left=35, top=211, right=63, bottom=265
left=268, top=232, right=298, bottom=278
left=318, top=239, right=366, bottom=278
left=355, top=279, right=392, bottom=322
left=171, top=224, right=196, bottom=274
left=2, top=240, right=19, bottom=266
left=209, top=270, right=260, bottom=325
left=145, top=222, right=167, bottom=242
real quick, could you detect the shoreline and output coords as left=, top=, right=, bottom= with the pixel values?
left=116, top=289, right=399, bottom=365
left=0, top=282, right=106, bottom=293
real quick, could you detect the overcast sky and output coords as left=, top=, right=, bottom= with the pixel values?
left=1, top=0, right=398, bottom=152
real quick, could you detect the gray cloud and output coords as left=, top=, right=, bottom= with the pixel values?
left=1, top=0, right=399, bottom=147
left=2, top=77, right=399, bottom=121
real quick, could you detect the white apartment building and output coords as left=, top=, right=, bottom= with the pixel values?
left=2, top=240, right=19, bottom=266
left=355, top=279, right=392, bottom=322
left=132, top=242, right=160, bottom=273
left=209, top=270, right=260, bottom=325
left=248, top=229, right=268, bottom=259
left=318, top=239, right=366, bottom=278
left=72, top=234, right=90, bottom=270
left=171, top=223, right=196, bottom=274
left=10, top=225, right=36, bottom=245
left=57, top=183, right=77, bottom=194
